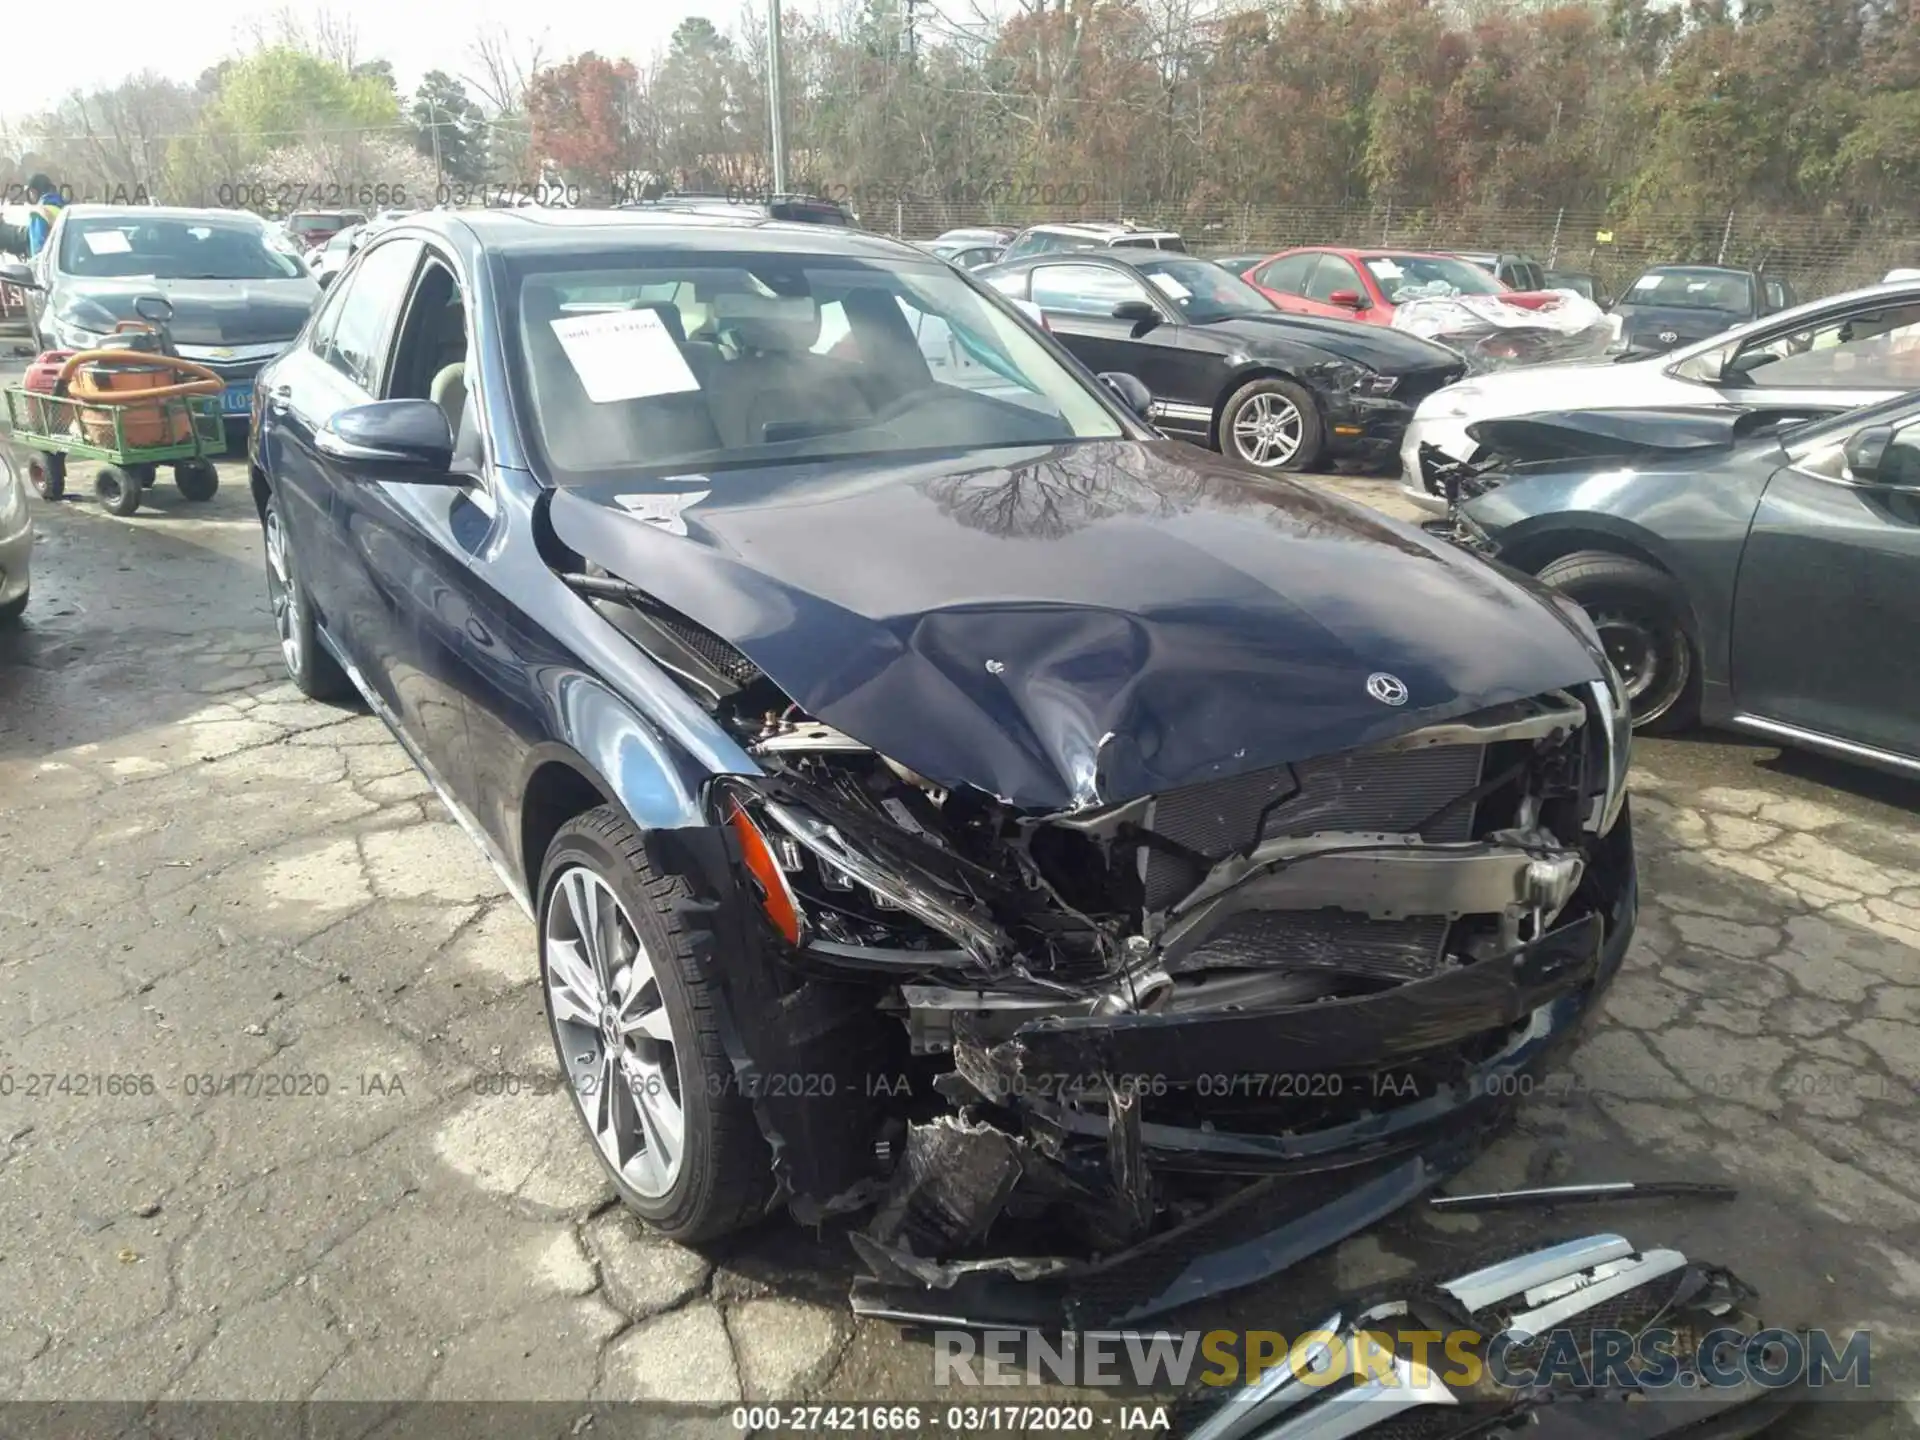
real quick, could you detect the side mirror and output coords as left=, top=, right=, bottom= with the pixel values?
left=1327, top=289, right=1366, bottom=310
left=1840, top=425, right=1920, bottom=490
left=315, top=400, right=458, bottom=480
left=1097, top=371, right=1153, bottom=421
left=0, top=259, right=40, bottom=290
left=1111, top=299, right=1162, bottom=335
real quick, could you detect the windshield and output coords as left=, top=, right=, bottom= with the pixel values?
left=1134, top=257, right=1274, bottom=322
left=287, top=213, right=360, bottom=236
left=508, top=251, right=1127, bottom=482
left=1624, top=268, right=1753, bottom=312
left=59, top=215, right=307, bottom=280
left=1361, top=254, right=1506, bottom=303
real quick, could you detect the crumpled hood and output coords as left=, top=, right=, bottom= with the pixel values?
left=548, top=440, right=1602, bottom=812
left=55, top=275, right=319, bottom=345
left=1205, top=313, right=1463, bottom=373
left=1465, top=404, right=1834, bottom=462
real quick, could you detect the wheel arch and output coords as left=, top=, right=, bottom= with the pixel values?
left=516, top=747, right=620, bottom=902
left=248, top=463, right=271, bottom=521
left=1209, top=363, right=1310, bottom=449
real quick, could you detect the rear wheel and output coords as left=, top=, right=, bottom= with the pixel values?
left=175, top=460, right=219, bottom=502
left=1537, top=551, right=1700, bottom=734
left=1219, top=377, right=1325, bottom=472
left=94, top=465, right=141, bottom=517
left=26, top=453, right=64, bottom=501
left=538, top=806, right=773, bottom=1242
left=262, top=490, right=353, bottom=702
left=0, top=589, right=25, bottom=624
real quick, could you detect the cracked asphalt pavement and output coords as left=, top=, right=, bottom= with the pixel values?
left=3, top=433, right=1919, bottom=1430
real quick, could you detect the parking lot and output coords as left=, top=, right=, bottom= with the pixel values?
left=5, top=414, right=1920, bottom=1427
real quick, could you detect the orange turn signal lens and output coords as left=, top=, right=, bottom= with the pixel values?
left=728, top=802, right=803, bottom=947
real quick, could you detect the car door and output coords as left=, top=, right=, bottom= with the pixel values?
left=1702, top=297, right=1920, bottom=414
left=1294, top=253, right=1371, bottom=322
left=323, top=245, right=502, bottom=805
left=1029, top=262, right=1192, bottom=413
left=256, top=243, right=419, bottom=638
left=1249, top=252, right=1320, bottom=316
left=1730, top=413, right=1920, bottom=758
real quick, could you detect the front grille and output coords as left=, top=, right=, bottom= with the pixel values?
left=1180, top=910, right=1450, bottom=981
left=1144, top=744, right=1486, bottom=908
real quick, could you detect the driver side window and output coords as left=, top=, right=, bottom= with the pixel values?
left=1031, top=263, right=1153, bottom=317
left=1253, top=253, right=1315, bottom=295
left=1304, top=255, right=1363, bottom=302
left=1727, top=303, right=1920, bottom=389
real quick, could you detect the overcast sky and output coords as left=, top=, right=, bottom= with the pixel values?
left=8, top=0, right=829, bottom=119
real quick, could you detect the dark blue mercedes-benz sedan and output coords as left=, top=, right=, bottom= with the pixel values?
left=248, top=208, right=1637, bottom=1329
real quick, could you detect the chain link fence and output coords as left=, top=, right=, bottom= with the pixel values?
left=869, top=194, right=1920, bottom=301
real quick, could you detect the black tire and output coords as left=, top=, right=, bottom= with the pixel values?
left=261, top=488, right=353, bottom=702
left=0, top=588, right=25, bottom=625
left=94, top=464, right=141, bottom=517
left=27, top=453, right=65, bottom=501
left=538, top=805, right=773, bottom=1243
left=1537, top=550, right=1700, bottom=734
left=127, top=462, right=159, bottom=489
left=175, top=460, right=219, bottom=502
left=1218, top=376, right=1325, bottom=472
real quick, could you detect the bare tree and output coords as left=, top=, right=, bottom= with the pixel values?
left=465, top=24, right=552, bottom=116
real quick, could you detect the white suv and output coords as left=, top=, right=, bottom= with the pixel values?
left=1000, top=222, right=1186, bottom=264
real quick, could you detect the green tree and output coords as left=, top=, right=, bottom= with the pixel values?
left=411, top=71, right=489, bottom=184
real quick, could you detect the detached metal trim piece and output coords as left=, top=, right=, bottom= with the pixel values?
left=1251, top=1351, right=1458, bottom=1440
left=1503, top=1248, right=1688, bottom=1344
left=1439, top=1233, right=1634, bottom=1313
left=1186, top=1315, right=1342, bottom=1440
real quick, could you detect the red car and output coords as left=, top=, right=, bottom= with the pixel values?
left=1245, top=246, right=1556, bottom=325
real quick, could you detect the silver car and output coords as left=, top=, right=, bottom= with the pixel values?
left=0, top=449, right=31, bottom=623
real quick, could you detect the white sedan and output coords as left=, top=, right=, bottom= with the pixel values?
left=1400, top=278, right=1920, bottom=512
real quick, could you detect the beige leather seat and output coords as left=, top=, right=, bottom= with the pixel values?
left=430, top=361, right=466, bottom=437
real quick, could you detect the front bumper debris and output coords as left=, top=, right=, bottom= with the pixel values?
left=1178, top=1233, right=1805, bottom=1440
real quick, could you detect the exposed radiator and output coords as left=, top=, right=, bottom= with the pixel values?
left=1175, top=910, right=1452, bottom=982
left=1144, top=743, right=1487, bottom=909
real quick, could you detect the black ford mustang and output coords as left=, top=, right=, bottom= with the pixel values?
left=248, top=209, right=1635, bottom=1329
left=977, top=250, right=1466, bottom=471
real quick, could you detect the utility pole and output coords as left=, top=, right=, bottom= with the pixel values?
left=427, top=98, right=445, bottom=195
left=905, top=0, right=918, bottom=73
left=768, top=0, right=789, bottom=195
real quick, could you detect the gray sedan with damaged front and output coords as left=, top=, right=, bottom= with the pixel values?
left=246, top=209, right=1638, bottom=1331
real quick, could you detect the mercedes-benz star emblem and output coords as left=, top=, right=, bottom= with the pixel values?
left=1659, top=330, right=1679, bottom=345
left=1367, top=672, right=1409, bottom=706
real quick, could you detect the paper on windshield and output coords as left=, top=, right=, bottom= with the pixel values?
left=1366, top=258, right=1404, bottom=280
left=1632, top=274, right=1662, bottom=291
left=1147, top=273, right=1191, bottom=300
left=549, top=309, right=699, bottom=404
left=82, top=230, right=133, bottom=255
left=613, top=487, right=710, bottom=537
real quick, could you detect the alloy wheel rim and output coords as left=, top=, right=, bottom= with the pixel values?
left=1231, top=393, right=1304, bottom=467
left=543, top=866, right=685, bottom=1198
left=264, top=509, right=301, bottom=674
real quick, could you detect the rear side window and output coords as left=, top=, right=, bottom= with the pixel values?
left=1253, top=253, right=1316, bottom=295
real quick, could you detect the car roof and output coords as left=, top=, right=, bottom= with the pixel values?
left=1021, top=222, right=1181, bottom=239
left=1631, top=263, right=1755, bottom=277
left=60, top=203, right=269, bottom=225
left=399, top=206, right=922, bottom=262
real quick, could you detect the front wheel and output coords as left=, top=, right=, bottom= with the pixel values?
left=1537, top=551, right=1700, bottom=734
left=1219, top=377, right=1325, bottom=472
left=94, top=465, right=141, bottom=517
left=538, top=806, right=773, bottom=1242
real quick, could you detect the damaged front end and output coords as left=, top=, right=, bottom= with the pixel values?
left=703, top=667, right=1635, bottom=1328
